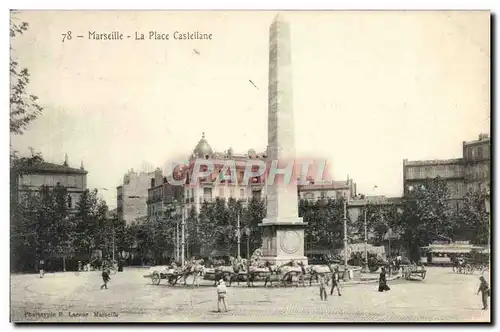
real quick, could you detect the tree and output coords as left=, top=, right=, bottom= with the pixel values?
left=73, top=189, right=105, bottom=262
left=300, top=197, right=351, bottom=251
left=115, top=217, right=133, bottom=259
left=241, top=196, right=265, bottom=256
left=456, top=189, right=489, bottom=245
left=357, top=202, right=402, bottom=246
left=48, top=183, right=75, bottom=271
left=10, top=13, right=43, bottom=136
left=398, top=177, right=454, bottom=260
left=10, top=190, right=40, bottom=272
left=11, top=183, right=76, bottom=272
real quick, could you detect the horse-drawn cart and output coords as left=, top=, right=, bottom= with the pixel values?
left=401, top=264, right=427, bottom=280
left=145, top=266, right=184, bottom=286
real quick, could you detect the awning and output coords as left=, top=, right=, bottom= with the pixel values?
left=471, top=247, right=490, bottom=254
left=423, top=247, right=471, bottom=254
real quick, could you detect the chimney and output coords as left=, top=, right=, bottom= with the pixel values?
left=64, top=153, right=68, bottom=166
left=80, top=160, right=84, bottom=170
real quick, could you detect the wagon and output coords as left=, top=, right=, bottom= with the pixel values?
left=145, top=266, right=185, bottom=286
left=279, top=267, right=305, bottom=287
left=401, top=265, right=427, bottom=280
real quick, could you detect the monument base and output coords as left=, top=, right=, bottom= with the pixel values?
left=258, top=255, right=309, bottom=266
left=258, top=217, right=308, bottom=266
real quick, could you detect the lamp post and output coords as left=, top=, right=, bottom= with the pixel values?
left=175, top=210, right=180, bottom=262
left=244, top=226, right=251, bottom=287
left=244, top=227, right=251, bottom=260
left=343, top=197, right=348, bottom=271
left=362, top=205, right=369, bottom=273
left=181, top=204, right=186, bottom=268
left=236, top=213, right=242, bottom=258
left=112, top=220, right=116, bottom=262
left=484, top=190, right=490, bottom=270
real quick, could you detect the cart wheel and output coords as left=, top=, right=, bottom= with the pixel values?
left=151, top=272, right=161, bottom=285
left=422, top=271, right=426, bottom=280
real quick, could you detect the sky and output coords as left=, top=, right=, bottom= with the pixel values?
left=10, top=10, right=490, bottom=208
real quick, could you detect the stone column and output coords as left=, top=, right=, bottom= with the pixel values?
left=259, top=13, right=308, bottom=265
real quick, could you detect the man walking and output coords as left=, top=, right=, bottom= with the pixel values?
left=477, top=276, right=490, bottom=310
left=330, top=265, right=342, bottom=296
left=101, top=267, right=111, bottom=290
left=39, top=259, right=45, bottom=279
left=318, top=273, right=328, bottom=301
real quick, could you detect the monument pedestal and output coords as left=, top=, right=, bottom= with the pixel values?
left=258, top=219, right=308, bottom=265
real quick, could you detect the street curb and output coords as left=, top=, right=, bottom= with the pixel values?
left=343, top=275, right=401, bottom=285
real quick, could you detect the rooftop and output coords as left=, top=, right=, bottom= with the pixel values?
left=17, top=161, right=87, bottom=175
left=298, top=180, right=352, bottom=190
left=464, top=133, right=490, bottom=146
left=403, top=158, right=463, bottom=166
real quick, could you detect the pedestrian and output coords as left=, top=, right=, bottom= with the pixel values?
left=101, top=268, right=111, bottom=290
left=76, top=261, right=82, bottom=276
left=477, top=276, right=490, bottom=310
left=216, top=279, right=228, bottom=312
left=378, top=266, right=390, bottom=292
left=318, top=273, right=328, bottom=301
left=330, top=265, right=342, bottom=296
left=39, top=259, right=45, bottom=279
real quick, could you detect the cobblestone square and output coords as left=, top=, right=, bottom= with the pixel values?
left=10, top=267, right=490, bottom=322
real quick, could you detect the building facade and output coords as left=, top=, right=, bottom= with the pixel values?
left=147, top=133, right=267, bottom=219
left=12, top=155, right=87, bottom=213
left=116, top=169, right=155, bottom=225
left=297, top=177, right=357, bottom=202
left=403, top=133, right=490, bottom=208
left=146, top=133, right=364, bottom=221
left=463, top=133, right=490, bottom=192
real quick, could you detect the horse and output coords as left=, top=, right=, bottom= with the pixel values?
left=213, top=264, right=234, bottom=286
left=278, top=260, right=304, bottom=287
left=244, top=259, right=272, bottom=287
left=262, top=261, right=284, bottom=287
left=227, top=257, right=250, bottom=286
left=181, top=259, right=205, bottom=286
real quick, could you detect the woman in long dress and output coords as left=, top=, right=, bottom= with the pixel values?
left=378, top=266, right=390, bottom=292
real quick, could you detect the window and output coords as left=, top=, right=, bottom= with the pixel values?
left=240, top=188, right=245, bottom=198
left=229, top=187, right=234, bottom=198
left=320, top=191, right=327, bottom=198
left=67, top=195, right=72, bottom=208
left=478, top=146, right=483, bottom=159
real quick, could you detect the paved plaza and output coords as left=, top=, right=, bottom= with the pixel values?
left=11, top=266, right=490, bottom=323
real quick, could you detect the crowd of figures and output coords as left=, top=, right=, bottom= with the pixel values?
left=147, top=249, right=406, bottom=289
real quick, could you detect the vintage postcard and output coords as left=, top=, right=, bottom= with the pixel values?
left=9, top=10, right=490, bottom=323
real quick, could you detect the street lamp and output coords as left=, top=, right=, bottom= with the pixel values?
left=243, top=226, right=251, bottom=287
left=343, top=196, right=348, bottom=277
left=172, top=199, right=186, bottom=267
left=361, top=204, right=369, bottom=273
left=484, top=190, right=490, bottom=270
left=237, top=213, right=241, bottom=258
left=243, top=226, right=251, bottom=260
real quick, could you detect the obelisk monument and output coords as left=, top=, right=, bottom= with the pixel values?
left=258, top=13, right=308, bottom=265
